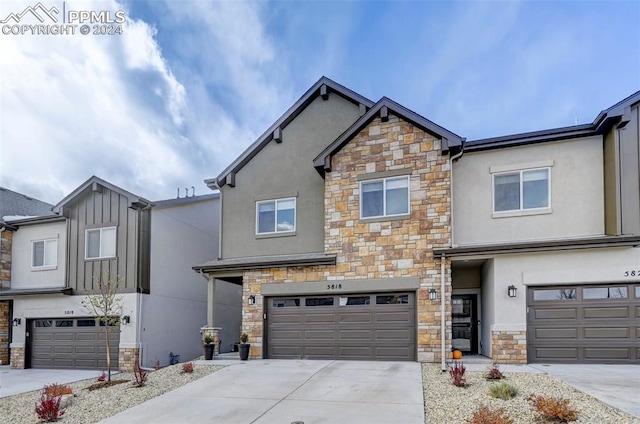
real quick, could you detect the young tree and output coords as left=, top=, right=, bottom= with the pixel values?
left=81, top=274, right=124, bottom=382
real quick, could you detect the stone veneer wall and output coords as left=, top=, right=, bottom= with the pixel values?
left=11, top=346, right=24, bottom=369
left=0, top=302, right=8, bottom=365
left=118, top=347, right=140, bottom=372
left=491, top=331, right=527, bottom=364
left=242, top=115, right=453, bottom=362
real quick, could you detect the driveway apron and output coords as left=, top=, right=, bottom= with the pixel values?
left=97, top=360, right=424, bottom=424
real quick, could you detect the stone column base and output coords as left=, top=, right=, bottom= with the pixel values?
left=201, top=327, right=221, bottom=356
left=10, top=347, right=25, bottom=369
left=0, top=302, right=9, bottom=365
left=491, top=330, right=527, bottom=364
left=118, top=347, right=140, bottom=372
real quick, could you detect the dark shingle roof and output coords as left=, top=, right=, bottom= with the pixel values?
left=0, top=187, right=54, bottom=225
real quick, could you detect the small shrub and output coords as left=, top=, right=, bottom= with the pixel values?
left=485, top=361, right=504, bottom=380
left=43, top=383, right=72, bottom=397
left=449, top=360, right=467, bottom=387
left=240, top=333, right=249, bottom=344
left=35, top=393, right=65, bottom=422
left=467, top=404, right=513, bottom=424
left=132, top=361, right=148, bottom=387
left=181, top=362, right=194, bottom=373
left=96, top=371, right=106, bottom=382
left=204, top=335, right=213, bottom=344
left=153, top=359, right=162, bottom=370
left=527, top=394, right=578, bottom=422
left=488, top=382, right=518, bottom=400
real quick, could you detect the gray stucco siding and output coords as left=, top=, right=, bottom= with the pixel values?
left=222, top=94, right=361, bottom=259
left=619, top=103, right=640, bottom=235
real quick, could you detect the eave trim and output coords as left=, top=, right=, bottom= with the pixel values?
left=193, top=253, right=337, bottom=273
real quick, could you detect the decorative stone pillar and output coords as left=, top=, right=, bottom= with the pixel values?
left=118, top=347, right=140, bottom=372
left=0, top=302, right=9, bottom=364
left=10, top=346, right=25, bottom=369
left=200, top=327, right=221, bottom=356
left=491, top=331, right=527, bottom=364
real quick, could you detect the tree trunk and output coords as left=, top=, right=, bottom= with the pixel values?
left=105, top=326, right=111, bottom=382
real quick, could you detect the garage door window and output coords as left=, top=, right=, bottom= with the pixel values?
left=56, top=320, right=73, bottom=327
left=376, top=294, right=409, bottom=304
left=533, top=288, right=576, bottom=301
left=339, top=296, right=370, bottom=306
left=636, top=286, right=640, bottom=298
left=305, top=297, right=334, bottom=306
left=272, top=298, right=300, bottom=308
left=35, top=320, right=52, bottom=327
left=77, top=319, right=96, bottom=327
left=583, top=287, right=628, bottom=299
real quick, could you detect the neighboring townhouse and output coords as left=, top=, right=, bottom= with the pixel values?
left=0, top=187, right=55, bottom=365
left=444, top=91, right=640, bottom=364
left=3, top=176, right=240, bottom=370
left=195, top=76, right=639, bottom=365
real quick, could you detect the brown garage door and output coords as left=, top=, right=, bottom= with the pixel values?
left=267, top=292, right=415, bottom=361
left=527, top=284, right=640, bottom=363
left=30, top=318, right=120, bottom=369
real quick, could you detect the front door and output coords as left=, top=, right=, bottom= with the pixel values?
left=452, top=295, right=478, bottom=354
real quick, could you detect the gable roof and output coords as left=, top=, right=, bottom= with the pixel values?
left=0, top=187, right=54, bottom=226
left=466, top=90, right=640, bottom=152
left=313, top=96, right=464, bottom=174
left=210, top=76, right=375, bottom=188
left=52, top=175, right=152, bottom=215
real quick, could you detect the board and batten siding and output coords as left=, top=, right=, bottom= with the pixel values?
left=66, top=187, right=150, bottom=293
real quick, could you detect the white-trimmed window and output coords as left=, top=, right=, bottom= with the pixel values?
left=360, top=176, right=409, bottom=219
left=85, top=227, right=116, bottom=259
left=31, top=239, right=57, bottom=269
left=256, top=198, right=296, bottom=234
left=493, top=168, right=550, bottom=213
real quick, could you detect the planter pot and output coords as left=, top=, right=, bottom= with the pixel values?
left=239, top=343, right=250, bottom=361
left=204, top=344, right=214, bottom=360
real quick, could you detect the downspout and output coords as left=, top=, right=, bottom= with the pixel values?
left=442, top=141, right=464, bottom=372
left=215, top=182, right=223, bottom=260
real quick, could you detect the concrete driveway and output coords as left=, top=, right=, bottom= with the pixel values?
left=529, top=364, right=640, bottom=418
left=98, top=360, right=423, bottom=424
left=0, top=365, right=100, bottom=398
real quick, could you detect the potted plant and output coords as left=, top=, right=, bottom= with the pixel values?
left=239, top=333, right=250, bottom=361
left=203, top=335, right=214, bottom=360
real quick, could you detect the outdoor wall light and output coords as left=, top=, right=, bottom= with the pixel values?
left=507, top=285, right=517, bottom=298
left=428, top=288, right=437, bottom=301
left=248, top=295, right=256, bottom=305
left=122, top=315, right=131, bottom=325
left=12, top=318, right=21, bottom=327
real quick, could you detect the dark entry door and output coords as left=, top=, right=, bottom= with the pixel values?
left=452, top=295, right=478, bottom=354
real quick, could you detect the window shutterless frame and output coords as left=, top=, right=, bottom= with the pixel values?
left=255, top=197, right=296, bottom=235
left=492, top=167, right=551, bottom=213
left=359, top=175, right=410, bottom=219
left=31, top=238, right=58, bottom=269
left=84, top=226, right=117, bottom=260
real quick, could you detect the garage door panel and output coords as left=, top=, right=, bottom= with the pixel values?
left=583, top=307, right=629, bottom=319
left=584, top=327, right=629, bottom=339
left=30, top=318, right=120, bottom=369
left=528, top=285, right=638, bottom=364
left=534, top=328, right=577, bottom=339
left=267, top=292, right=415, bottom=361
left=533, top=308, right=577, bottom=320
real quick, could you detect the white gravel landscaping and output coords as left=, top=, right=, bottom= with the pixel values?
left=0, top=362, right=225, bottom=424
left=422, top=363, right=640, bottom=424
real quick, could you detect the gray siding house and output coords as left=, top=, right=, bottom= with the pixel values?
left=196, top=77, right=640, bottom=365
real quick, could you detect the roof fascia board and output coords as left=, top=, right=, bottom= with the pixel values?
left=52, top=176, right=150, bottom=213
left=313, top=97, right=464, bottom=171
left=6, top=215, right=66, bottom=226
left=465, top=125, right=596, bottom=152
left=193, top=254, right=337, bottom=273
left=214, top=77, right=374, bottom=187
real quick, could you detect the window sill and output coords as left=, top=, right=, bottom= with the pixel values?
left=31, top=266, right=57, bottom=272
left=492, top=208, right=552, bottom=219
left=256, top=231, right=296, bottom=239
left=360, top=214, right=410, bottom=223
left=84, top=256, right=117, bottom=261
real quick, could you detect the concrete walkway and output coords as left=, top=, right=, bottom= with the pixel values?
left=529, top=364, right=640, bottom=418
left=0, top=365, right=101, bottom=398
left=98, top=360, right=424, bottom=424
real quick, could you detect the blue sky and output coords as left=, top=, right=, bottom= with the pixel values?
left=1, top=0, right=639, bottom=205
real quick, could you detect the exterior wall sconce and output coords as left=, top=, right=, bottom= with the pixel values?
left=122, top=315, right=131, bottom=325
left=248, top=295, right=256, bottom=305
left=507, top=285, right=517, bottom=298
left=428, top=289, right=437, bottom=301
left=12, top=318, right=21, bottom=327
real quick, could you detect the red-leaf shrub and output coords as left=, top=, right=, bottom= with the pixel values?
left=181, top=362, right=194, bottom=373
left=35, top=393, right=65, bottom=422
left=449, top=360, right=467, bottom=387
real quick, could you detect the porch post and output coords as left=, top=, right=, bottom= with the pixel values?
left=207, top=276, right=217, bottom=327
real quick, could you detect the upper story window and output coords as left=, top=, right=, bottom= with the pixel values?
left=32, top=239, right=57, bottom=269
left=360, top=176, right=409, bottom=219
left=85, top=227, right=116, bottom=259
left=493, top=168, right=550, bottom=213
left=256, top=198, right=296, bottom=235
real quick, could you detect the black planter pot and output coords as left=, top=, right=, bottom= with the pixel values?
left=204, top=344, right=214, bottom=360
left=239, top=343, right=250, bottom=361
